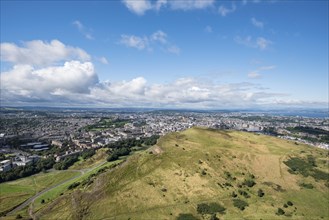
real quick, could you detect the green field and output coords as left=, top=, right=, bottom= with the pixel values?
left=0, top=170, right=79, bottom=215
left=30, top=128, right=329, bottom=219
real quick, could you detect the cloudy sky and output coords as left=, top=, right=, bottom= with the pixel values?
left=1, top=0, right=328, bottom=109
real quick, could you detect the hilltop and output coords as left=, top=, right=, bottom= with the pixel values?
left=34, top=127, right=329, bottom=219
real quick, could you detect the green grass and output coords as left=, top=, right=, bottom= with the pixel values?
left=33, top=127, right=329, bottom=220
left=31, top=159, right=123, bottom=216
left=0, top=170, right=79, bottom=215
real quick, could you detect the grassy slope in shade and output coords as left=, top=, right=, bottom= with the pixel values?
left=37, top=127, right=329, bottom=220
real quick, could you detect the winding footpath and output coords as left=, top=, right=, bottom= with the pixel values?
left=6, top=161, right=107, bottom=216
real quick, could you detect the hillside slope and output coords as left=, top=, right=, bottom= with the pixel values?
left=37, top=127, right=329, bottom=220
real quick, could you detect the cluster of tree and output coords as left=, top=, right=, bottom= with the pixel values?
left=263, top=127, right=278, bottom=135
left=106, top=135, right=159, bottom=150
left=81, top=149, right=96, bottom=159
left=53, top=155, right=79, bottom=170
left=107, top=147, right=130, bottom=162
left=287, top=126, right=329, bottom=136
left=106, top=135, right=160, bottom=162
left=0, top=157, right=55, bottom=183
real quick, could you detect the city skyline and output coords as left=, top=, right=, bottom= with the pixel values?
left=1, top=0, right=328, bottom=109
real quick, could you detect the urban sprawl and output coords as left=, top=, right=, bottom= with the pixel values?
left=1, top=109, right=328, bottom=172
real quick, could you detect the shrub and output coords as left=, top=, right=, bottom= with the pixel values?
left=299, top=183, right=314, bottom=189
left=287, top=201, right=293, bottom=206
left=233, top=199, right=249, bottom=210
left=283, top=204, right=288, bottom=208
left=243, top=179, right=256, bottom=187
left=231, top=191, right=237, bottom=198
left=176, top=213, right=199, bottom=220
left=257, top=189, right=265, bottom=197
left=196, top=202, right=226, bottom=214
left=276, top=208, right=285, bottom=215
left=68, top=182, right=80, bottom=190
left=107, top=153, right=119, bottom=162
left=15, top=214, right=22, bottom=219
left=238, top=189, right=250, bottom=198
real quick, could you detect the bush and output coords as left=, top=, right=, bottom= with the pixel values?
left=287, top=201, right=293, bottom=206
left=276, top=208, right=285, bottom=215
left=68, top=182, right=80, bottom=190
left=15, top=214, right=22, bottom=219
left=107, top=153, right=119, bottom=162
left=243, top=179, right=256, bottom=187
left=233, top=199, right=248, bottom=210
left=299, top=183, right=314, bottom=189
left=257, top=189, right=265, bottom=197
left=196, top=202, right=226, bottom=214
left=238, top=189, right=250, bottom=198
left=176, top=213, right=199, bottom=220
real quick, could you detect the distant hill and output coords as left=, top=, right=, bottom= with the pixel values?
left=36, top=127, right=329, bottom=219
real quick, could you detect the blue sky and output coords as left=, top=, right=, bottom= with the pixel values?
left=1, top=0, right=328, bottom=109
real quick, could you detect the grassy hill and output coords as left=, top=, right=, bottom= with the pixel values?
left=35, top=127, right=329, bottom=220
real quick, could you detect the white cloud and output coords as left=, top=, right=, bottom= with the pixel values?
left=122, top=0, right=214, bottom=15
left=235, top=36, right=272, bottom=50
left=151, top=30, right=167, bottom=44
left=248, top=65, right=276, bottom=79
left=218, top=4, right=236, bottom=16
left=251, top=17, right=264, bottom=28
left=169, top=0, right=214, bottom=10
left=72, top=20, right=94, bottom=40
left=256, top=37, right=272, bottom=50
left=2, top=63, right=322, bottom=108
left=1, top=61, right=98, bottom=102
left=119, top=35, right=149, bottom=50
left=0, top=40, right=90, bottom=66
left=204, top=25, right=213, bottom=33
left=155, top=0, right=167, bottom=11
left=119, top=30, right=180, bottom=54
left=122, top=0, right=152, bottom=15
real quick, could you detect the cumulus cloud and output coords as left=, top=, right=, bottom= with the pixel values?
left=218, top=4, right=236, bottom=16
left=251, top=17, right=264, bottom=28
left=0, top=40, right=90, bottom=66
left=122, top=0, right=214, bottom=15
left=119, top=30, right=180, bottom=54
left=122, top=0, right=152, bottom=15
left=72, top=20, right=94, bottom=40
left=235, top=36, right=272, bottom=50
left=1, top=61, right=98, bottom=103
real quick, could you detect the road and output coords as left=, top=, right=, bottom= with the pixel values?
left=6, top=160, right=107, bottom=216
